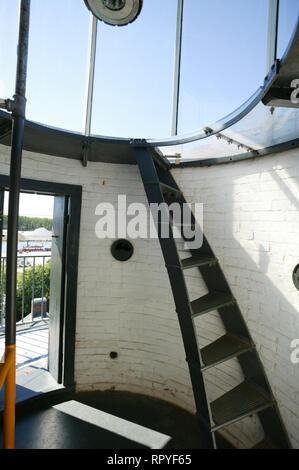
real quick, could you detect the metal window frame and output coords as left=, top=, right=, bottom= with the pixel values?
left=171, top=0, right=184, bottom=137
left=0, top=174, right=82, bottom=389
left=267, top=0, right=280, bottom=71
left=85, top=15, right=98, bottom=138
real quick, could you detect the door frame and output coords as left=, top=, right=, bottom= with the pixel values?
left=0, top=174, right=82, bottom=388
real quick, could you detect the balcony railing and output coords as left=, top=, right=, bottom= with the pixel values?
left=0, top=254, right=51, bottom=331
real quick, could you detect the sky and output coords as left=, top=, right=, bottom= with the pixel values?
left=4, top=192, right=54, bottom=218
left=0, top=0, right=298, bottom=140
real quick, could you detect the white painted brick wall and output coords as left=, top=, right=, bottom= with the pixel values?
left=0, top=143, right=298, bottom=448
left=0, top=144, right=195, bottom=412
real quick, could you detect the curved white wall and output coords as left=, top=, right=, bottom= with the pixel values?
left=0, top=144, right=298, bottom=448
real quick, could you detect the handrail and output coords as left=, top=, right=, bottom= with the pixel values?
left=0, top=345, right=16, bottom=449
left=0, top=347, right=14, bottom=390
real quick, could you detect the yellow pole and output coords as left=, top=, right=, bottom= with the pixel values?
left=3, top=345, right=16, bottom=449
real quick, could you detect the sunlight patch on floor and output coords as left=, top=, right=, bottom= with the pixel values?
left=54, top=400, right=171, bottom=449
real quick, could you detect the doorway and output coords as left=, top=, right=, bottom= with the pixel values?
left=0, top=176, right=82, bottom=404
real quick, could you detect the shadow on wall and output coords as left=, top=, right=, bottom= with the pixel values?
left=223, top=160, right=299, bottom=447
left=174, top=151, right=299, bottom=447
left=258, top=245, right=270, bottom=273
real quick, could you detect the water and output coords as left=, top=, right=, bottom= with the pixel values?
left=1, top=241, right=52, bottom=257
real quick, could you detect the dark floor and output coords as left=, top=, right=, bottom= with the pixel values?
left=0, top=367, right=62, bottom=410
left=0, top=391, right=204, bottom=449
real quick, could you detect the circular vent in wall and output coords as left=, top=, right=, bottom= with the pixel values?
left=293, top=264, right=299, bottom=291
left=111, top=239, right=134, bottom=262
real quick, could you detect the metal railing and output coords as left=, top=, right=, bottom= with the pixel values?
left=0, top=254, right=51, bottom=331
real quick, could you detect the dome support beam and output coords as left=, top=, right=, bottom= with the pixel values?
left=171, top=0, right=184, bottom=137
left=266, top=0, right=279, bottom=72
left=83, top=15, right=98, bottom=167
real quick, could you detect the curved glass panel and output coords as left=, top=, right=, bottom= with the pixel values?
left=26, top=0, right=91, bottom=133
left=225, top=104, right=299, bottom=149
left=163, top=103, right=299, bottom=161
left=277, top=0, right=299, bottom=59
left=146, top=86, right=265, bottom=147
left=91, top=0, right=177, bottom=138
left=0, top=0, right=19, bottom=100
left=161, top=135, right=247, bottom=161
left=178, top=0, right=269, bottom=135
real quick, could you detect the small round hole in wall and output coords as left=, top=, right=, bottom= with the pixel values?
left=110, top=352, right=118, bottom=359
left=111, top=239, right=134, bottom=262
left=293, top=265, right=299, bottom=291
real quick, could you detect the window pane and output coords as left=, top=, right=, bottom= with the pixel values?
left=91, top=0, right=177, bottom=138
left=0, top=0, right=19, bottom=100
left=26, top=0, right=91, bottom=133
left=160, top=135, right=247, bottom=161
left=178, top=0, right=269, bottom=134
left=277, top=0, right=299, bottom=58
left=225, top=104, right=299, bottom=149
left=161, top=104, right=299, bottom=162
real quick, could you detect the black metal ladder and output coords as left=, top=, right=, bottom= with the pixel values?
left=134, top=146, right=291, bottom=449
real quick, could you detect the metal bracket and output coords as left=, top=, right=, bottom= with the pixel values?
left=130, top=138, right=147, bottom=146
left=203, top=127, right=213, bottom=136
left=81, top=140, right=89, bottom=167
left=0, top=98, right=13, bottom=112
left=0, top=96, right=26, bottom=117
left=264, top=59, right=280, bottom=86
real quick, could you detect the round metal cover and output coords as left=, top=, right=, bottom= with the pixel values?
left=84, top=0, right=143, bottom=26
left=293, top=264, right=299, bottom=291
left=111, top=239, right=134, bottom=261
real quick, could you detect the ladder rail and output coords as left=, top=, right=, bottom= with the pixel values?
left=134, top=146, right=215, bottom=449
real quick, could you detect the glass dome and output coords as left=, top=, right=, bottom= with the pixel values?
left=0, top=0, right=298, bottom=161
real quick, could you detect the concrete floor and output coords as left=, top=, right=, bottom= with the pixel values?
left=3, top=391, right=204, bottom=449
left=0, top=323, right=49, bottom=369
left=0, top=324, right=61, bottom=409
left=0, top=325, right=205, bottom=449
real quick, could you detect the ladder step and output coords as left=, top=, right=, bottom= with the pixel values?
left=159, top=182, right=181, bottom=198
left=181, top=255, right=217, bottom=270
left=252, top=438, right=278, bottom=449
left=201, top=333, right=254, bottom=370
left=211, top=381, right=273, bottom=431
left=191, top=292, right=235, bottom=318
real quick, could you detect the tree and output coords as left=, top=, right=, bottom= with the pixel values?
left=16, top=259, right=51, bottom=322
left=3, top=215, right=53, bottom=231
